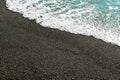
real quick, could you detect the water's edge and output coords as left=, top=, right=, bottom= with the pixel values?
left=5, top=0, right=120, bottom=46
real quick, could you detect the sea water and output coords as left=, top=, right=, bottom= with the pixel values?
left=5, top=0, right=120, bottom=46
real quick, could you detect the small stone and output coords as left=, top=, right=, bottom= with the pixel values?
left=71, top=78, right=75, bottom=80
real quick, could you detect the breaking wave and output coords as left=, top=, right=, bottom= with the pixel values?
left=5, top=0, right=120, bottom=46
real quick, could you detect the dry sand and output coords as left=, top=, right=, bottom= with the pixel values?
left=0, top=0, right=120, bottom=80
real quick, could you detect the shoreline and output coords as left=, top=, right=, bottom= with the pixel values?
left=5, top=0, right=120, bottom=47
left=1, top=0, right=120, bottom=79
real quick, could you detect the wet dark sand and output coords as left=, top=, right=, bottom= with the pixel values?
left=1, top=0, right=120, bottom=80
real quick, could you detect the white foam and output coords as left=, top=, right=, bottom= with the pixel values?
left=5, top=0, right=120, bottom=46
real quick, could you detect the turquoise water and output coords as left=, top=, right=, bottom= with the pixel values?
left=33, top=0, right=120, bottom=29
left=5, top=0, right=120, bottom=46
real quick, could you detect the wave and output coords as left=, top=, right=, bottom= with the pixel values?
left=5, top=0, right=120, bottom=46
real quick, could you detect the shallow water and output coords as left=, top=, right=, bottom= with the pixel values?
left=5, top=0, right=120, bottom=46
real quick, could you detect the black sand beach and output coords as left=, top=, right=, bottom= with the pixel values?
left=1, top=0, right=120, bottom=80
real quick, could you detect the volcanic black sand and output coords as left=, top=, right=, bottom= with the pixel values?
left=1, top=0, right=120, bottom=80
